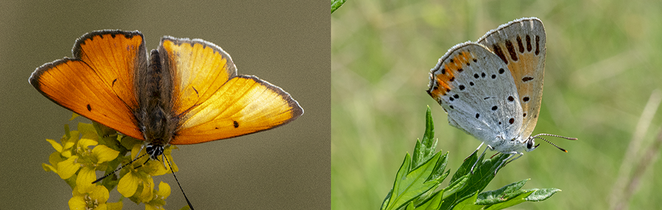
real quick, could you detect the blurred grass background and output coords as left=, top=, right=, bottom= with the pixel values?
left=332, top=0, right=662, bottom=209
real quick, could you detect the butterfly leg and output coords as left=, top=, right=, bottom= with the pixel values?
left=493, top=152, right=523, bottom=174
left=465, top=142, right=484, bottom=162
left=470, top=143, right=489, bottom=174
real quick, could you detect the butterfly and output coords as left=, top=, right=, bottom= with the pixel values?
left=426, top=17, right=575, bottom=169
left=30, top=30, right=303, bottom=160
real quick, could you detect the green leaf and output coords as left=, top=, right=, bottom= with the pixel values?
left=476, top=179, right=529, bottom=205
left=440, top=154, right=509, bottom=209
left=483, top=190, right=535, bottom=210
left=331, top=0, right=346, bottom=14
left=413, top=107, right=437, bottom=169
left=384, top=153, right=444, bottom=210
left=525, top=188, right=561, bottom=202
left=452, top=191, right=481, bottom=210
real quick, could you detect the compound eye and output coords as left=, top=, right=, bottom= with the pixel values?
left=526, top=139, right=535, bottom=149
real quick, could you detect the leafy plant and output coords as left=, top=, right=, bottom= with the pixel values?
left=380, top=107, right=560, bottom=210
left=331, top=0, right=346, bottom=14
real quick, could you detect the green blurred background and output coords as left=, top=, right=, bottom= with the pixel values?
left=1, top=1, right=329, bottom=209
left=332, top=0, right=662, bottom=209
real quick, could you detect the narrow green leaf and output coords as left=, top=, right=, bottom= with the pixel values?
left=440, top=154, right=509, bottom=209
left=450, top=150, right=479, bottom=183
left=381, top=190, right=393, bottom=210
left=476, top=179, right=529, bottom=205
left=452, top=191, right=481, bottom=210
left=386, top=153, right=412, bottom=209
left=413, top=107, right=437, bottom=168
left=386, top=153, right=443, bottom=210
left=483, top=190, right=535, bottom=210
left=331, top=0, right=346, bottom=14
left=416, top=190, right=444, bottom=210
left=525, top=188, right=561, bottom=202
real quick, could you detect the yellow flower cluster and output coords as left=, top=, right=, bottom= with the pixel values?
left=43, top=114, right=177, bottom=210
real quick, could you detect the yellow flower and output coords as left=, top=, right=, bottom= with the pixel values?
left=43, top=115, right=178, bottom=208
left=68, top=185, right=122, bottom=210
left=145, top=182, right=171, bottom=210
left=118, top=143, right=178, bottom=203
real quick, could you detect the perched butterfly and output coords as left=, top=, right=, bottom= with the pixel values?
left=426, top=18, right=575, bottom=169
left=30, top=30, right=303, bottom=161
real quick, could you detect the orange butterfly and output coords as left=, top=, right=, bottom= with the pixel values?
left=30, top=30, right=303, bottom=158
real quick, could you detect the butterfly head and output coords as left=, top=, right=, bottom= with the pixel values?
left=524, top=136, right=539, bottom=152
left=145, top=144, right=166, bottom=160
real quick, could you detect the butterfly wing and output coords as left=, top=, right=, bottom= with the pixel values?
left=477, top=17, right=546, bottom=138
left=427, top=43, right=523, bottom=144
left=158, top=37, right=303, bottom=145
left=29, top=30, right=147, bottom=140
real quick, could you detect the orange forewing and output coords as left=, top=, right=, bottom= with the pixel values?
left=30, top=31, right=145, bottom=140
left=159, top=37, right=235, bottom=115
left=159, top=38, right=303, bottom=145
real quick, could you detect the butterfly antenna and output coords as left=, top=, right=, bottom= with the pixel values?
left=92, top=152, right=149, bottom=184
left=163, top=153, right=194, bottom=210
left=533, top=133, right=578, bottom=153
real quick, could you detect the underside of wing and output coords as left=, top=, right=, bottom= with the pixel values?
left=29, top=30, right=147, bottom=140
left=427, top=43, right=523, bottom=142
left=170, top=76, right=303, bottom=145
left=477, top=17, right=546, bottom=138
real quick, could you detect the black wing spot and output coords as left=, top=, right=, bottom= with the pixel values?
left=453, top=94, right=459, bottom=99
left=459, top=85, right=465, bottom=90
left=473, top=58, right=478, bottom=62
left=491, top=106, right=498, bottom=111
left=233, top=121, right=239, bottom=128
left=450, top=77, right=455, bottom=82
left=86, top=104, right=91, bottom=111
left=505, top=40, right=518, bottom=61
left=491, top=74, right=496, bottom=79
left=523, top=112, right=527, bottom=117
left=499, top=68, right=505, bottom=74
left=535, top=35, right=541, bottom=55
left=508, top=96, right=514, bottom=101
left=449, top=97, right=455, bottom=102
left=481, top=72, right=486, bottom=78
left=516, top=35, right=524, bottom=53
left=473, top=73, right=479, bottom=79
left=523, top=96, right=530, bottom=102
left=491, top=44, right=508, bottom=64
left=526, top=35, right=532, bottom=52
left=522, top=76, right=534, bottom=82
left=458, top=68, right=463, bottom=72
left=509, top=118, right=515, bottom=124
left=469, top=82, right=474, bottom=86
left=449, top=105, right=454, bottom=109
left=475, top=113, right=480, bottom=118
left=441, top=68, right=446, bottom=75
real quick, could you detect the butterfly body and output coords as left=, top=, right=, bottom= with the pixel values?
left=427, top=18, right=549, bottom=158
left=31, top=30, right=303, bottom=158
